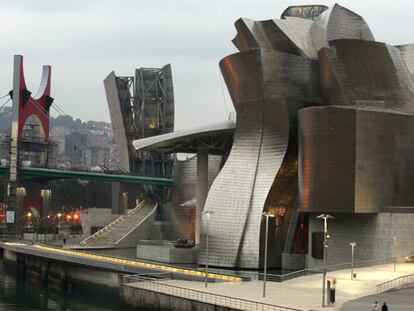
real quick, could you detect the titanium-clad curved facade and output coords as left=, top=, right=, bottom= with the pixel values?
left=319, top=40, right=414, bottom=113
left=299, top=107, right=414, bottom=214
left=198, top=3, right=414, bottom=268
left=198, top=16, right=321, bottom=268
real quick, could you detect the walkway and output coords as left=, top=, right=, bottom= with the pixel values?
left=144, top=263, right=414, bottom=310
left=80, top=200, right=156, bottom=247
left=0, top=242, right=241, bottom=282
left=2, top=242, right=414, bottom=310
left=341, top=287, right=414, bottom=311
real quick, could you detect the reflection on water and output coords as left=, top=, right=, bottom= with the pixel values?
left=0, top=259, right=138, bottom=310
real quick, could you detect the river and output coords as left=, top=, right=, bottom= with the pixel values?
left=0, top=259, right=139, bottom=310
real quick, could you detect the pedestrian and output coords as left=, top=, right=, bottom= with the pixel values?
left=381, top=302, right=388, bottom=311
left=373, top=301, right=379, bottom=311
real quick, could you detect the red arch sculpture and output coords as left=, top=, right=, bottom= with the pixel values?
left=12, top=55, right=53, bottom=140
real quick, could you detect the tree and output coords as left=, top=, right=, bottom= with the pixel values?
left=49, top=179, right=111, bottom=210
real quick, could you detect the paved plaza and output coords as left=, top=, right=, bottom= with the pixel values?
left=4, top=243, right=414, bottom=310
left=342, top=287, right=414, bottom=311
left=159, top=263, right=414, bottom=310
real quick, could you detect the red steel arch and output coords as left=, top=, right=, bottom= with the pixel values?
left=14, top=56, right=53, bottom=140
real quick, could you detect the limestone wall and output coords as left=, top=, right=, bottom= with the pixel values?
left=306, top=212, right=414, bottom=268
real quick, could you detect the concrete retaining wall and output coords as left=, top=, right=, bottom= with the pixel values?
left=136, top=241, right=198, bottom=264
left=307, top=212, right=414, bottom=268
left=121, top=285, right=239, bottom=311
left=116, top=203, right=157, bottom=248
left=80, top=208, right=120, bottom=237
left=3, top=249, right=120, bottom=289
left=282, top=253, right=305, bottom=270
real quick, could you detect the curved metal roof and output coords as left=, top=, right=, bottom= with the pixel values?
left=132, top=120, right=235, bottom=154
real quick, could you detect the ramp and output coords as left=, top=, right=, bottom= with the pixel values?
left=80, top=200, right=157, bottom=248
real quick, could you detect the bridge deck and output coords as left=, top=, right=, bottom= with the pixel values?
left=0, top=166, right=173, bottom=186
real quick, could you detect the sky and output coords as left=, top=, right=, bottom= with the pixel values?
left=0, top=0, right=413, bottom=130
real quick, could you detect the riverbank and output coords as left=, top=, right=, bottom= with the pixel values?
left=2, top=242, right=414, bottom=310
left=119, top=263, right=414, bottom=310
left=0, top=259, right=133, bottom=310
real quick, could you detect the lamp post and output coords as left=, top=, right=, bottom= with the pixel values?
left=349, top=242, right=356, bottom=280
left=262, top=212, right=275, bottom=298
left=57, top=213, right=61, bottom=231
left=202, top=210, right=213, bottom=288
left=393, top=236, right=397, bottom=272
left=316, top=214, right=334, bottom=307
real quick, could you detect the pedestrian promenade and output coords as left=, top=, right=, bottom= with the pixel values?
left=342, top=287, right=414, bottom=311
left=2, top=242, right=414, bottom=310
left=148, top=263, right=414, bottom=310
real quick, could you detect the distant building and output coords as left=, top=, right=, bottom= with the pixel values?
left=90, top=146, right=109, bottom=167
left=64, top=131, right=89, bottom=169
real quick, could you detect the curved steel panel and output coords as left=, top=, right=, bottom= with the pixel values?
left=299, top=106, right=414, bottom=213
left=298, top=106, right=356, bottom=213
left=164, top=154, right=222, bottom=240
left=104, top=72, right=131, bottom=172
left=319, top=40, right=414, bottom=114
left=197, top=3, right=414, bottom=268
left=311, top=4, right=374, bottom=53
left=397, top=44, right=414, bottom=80
left=198, top=48, right=320, bottom=268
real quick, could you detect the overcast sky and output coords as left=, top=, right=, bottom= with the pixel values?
left=0, top=0, right=413, bottom=130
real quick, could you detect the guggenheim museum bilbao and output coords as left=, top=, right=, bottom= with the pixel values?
left=106, top=4, right=414, bottom=270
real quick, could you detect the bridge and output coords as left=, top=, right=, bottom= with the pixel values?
left=0, top=166, right=173, bottom=186
left=0, top=55, right=179, bottom=234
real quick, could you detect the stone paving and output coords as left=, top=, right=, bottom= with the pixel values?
left=342, top=287, right=414, bottom=311
left=160, top=263, right=414, bottom=310
left=3, top=243, right=414, bottom=310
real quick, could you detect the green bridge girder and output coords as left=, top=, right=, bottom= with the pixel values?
left=0, top=166, right=173, bottom=186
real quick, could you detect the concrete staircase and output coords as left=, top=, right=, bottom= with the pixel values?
left=80, top=200, right=157, bottom=248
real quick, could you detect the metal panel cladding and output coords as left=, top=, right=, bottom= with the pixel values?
left=299, top=107, right=414, bottom=213
left=197, top=2, right=414, bottom=268
left=104, top=72, right=131, bottom=172
left=198, top=43, right=321, bottom=268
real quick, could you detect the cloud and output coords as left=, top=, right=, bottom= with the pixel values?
left=0, top=0, right=413, bottom=129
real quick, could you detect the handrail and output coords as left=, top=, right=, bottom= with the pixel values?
left=272, top=257, right=391, bottom=282
left=377, top=273, right=414, bottom=293
left=215, top=257, right=393, bottom=283
left=80, top=200, right=146, bottom=245
left=115, top=201, right=157, bottom=245
left=121, top=274, right=302, bottom=311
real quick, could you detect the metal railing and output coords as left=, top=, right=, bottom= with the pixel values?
left=234, top=257, right=393, bottom=283
left=80, top=200, right=146, bottom=245
left=377, top=273, right=414, bottom=293
left=281, top=257, right=392, bottom=282
left=121, top=274, right=302, bottom=311
left=115, top=201, right=157, bottom=245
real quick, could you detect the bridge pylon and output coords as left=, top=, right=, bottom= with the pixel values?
left=6, top=55, right=53, bottom=235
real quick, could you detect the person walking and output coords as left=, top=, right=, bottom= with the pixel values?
left=372, top=301, right=379, bottom=311
left=381, top=302, right=388, bottom=311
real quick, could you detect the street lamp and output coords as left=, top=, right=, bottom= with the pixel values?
left=27, top=212, right=32, bottom=230
left=349, top=242, right=356, bottom=280
left=262, top=211, right=275, bottom=298
left=202, top=210, right=213, bottom=288
left=316, top=213, right=334, bottom=307
left=57, top=213, right=62, bottom=231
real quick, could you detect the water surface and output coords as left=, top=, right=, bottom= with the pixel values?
left=0, top=259, right=138, bottom=310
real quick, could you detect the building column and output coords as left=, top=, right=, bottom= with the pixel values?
left=15, top=187, right=26, bottom=234
left=196, top=147, right=208, bottom=244
left=41, top=189, right=52, bottom=217
left=111, top=182, right=122, bottom=215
